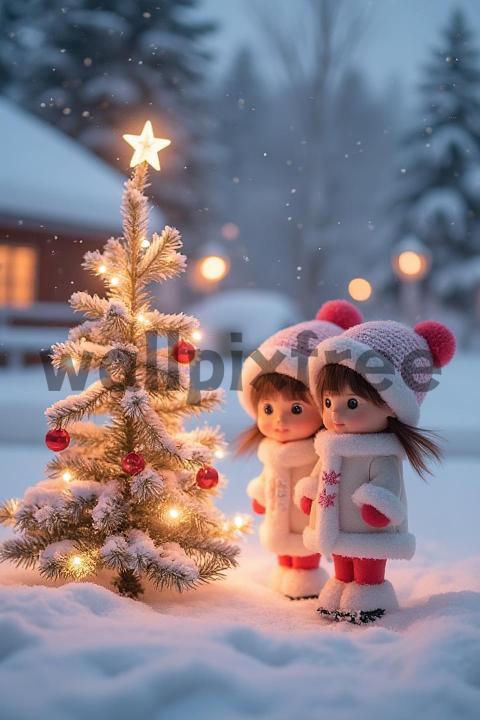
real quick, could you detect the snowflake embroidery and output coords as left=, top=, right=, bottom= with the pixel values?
left=318, top=489, right=337, bottom=508
left=322, top=470, right=341, bottom=485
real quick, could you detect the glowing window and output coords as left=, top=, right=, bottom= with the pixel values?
left=0, top=245, right=37, bottom=307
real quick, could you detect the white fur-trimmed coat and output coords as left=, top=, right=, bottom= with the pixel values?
left=247, top=438, right=318, bottom=557
left=295, top=431, right=415, bottom=560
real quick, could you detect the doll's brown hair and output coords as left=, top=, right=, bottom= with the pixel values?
left=236, top=373, right=316, bottom=455
left=316, top=364, right=442, bottom=479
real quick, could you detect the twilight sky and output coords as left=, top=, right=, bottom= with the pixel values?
left=200, top=0, right=480, bottom=100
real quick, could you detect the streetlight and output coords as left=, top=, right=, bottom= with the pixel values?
left=392, top=236, right=431, bottom=324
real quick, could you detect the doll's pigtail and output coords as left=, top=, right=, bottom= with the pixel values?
left=386, top=417, right=442, bottom=480
left=235, top=424, right=264, bottom=455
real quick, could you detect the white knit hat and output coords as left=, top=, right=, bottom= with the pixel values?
left=309, top=319, right=456, bottom=426
left=239, top=300, right=363, bottom=418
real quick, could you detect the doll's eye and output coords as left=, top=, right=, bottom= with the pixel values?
left=291, top=404, right=303, bottom=415
left=263, top=403, right=273, bottom=415
left=347, top=398, right=358, bottom=410
left=324, top=398, right=331, bottom=409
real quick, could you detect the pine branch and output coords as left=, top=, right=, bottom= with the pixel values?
left=130, top=468, right=165, bottom=502
left=50, top=340, right=109, bottom=371
left=0, top=499, right=19, bottom=526
left=45, top=380, right=118, bottom=427
left=0, top=536, right=47, bottom=569
left=137, top=227, right=187, bottom=284
left=103, top=237, right=129, bottom=272
left=46, top=455, right=113, bottom=483
left=70, top=292, right=110, bottom=319
left=185, top=539, right=239, bottom=583
left=67, top=422, right=109, bottom=448
left=121, top=388, right=209, bottom=466
left=38, top=541, right=98, bottom=581
left=68, top=320, right=103, bottom=344
left=144, top=310, right=198, bottom=338
left=91, top=483, right=127, bottom=535
left=101, top=301, right=131, bottom=339
left=179, top=425, right=225, bottom=452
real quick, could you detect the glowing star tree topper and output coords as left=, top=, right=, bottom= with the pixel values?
left=123, top=120, right=171, bottom=171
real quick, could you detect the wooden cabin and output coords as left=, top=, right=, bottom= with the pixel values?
left=0, top=97, right=163, bottom=366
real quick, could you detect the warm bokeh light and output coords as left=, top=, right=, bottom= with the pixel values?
left=392, top=240, right=431, bottom=282
left=221, top=222, right=240, bottom=240
left=199, top=255, right=229, bottom=282
left=62, top=471, right=72, bottom=483
left=348, top=277, right=372, bottom=302
left=110, top=276, right=120, bottom=287
left=233, top=514, right=246, bottom=530
left=141, top=238, right=150, bottom=249
left=214, top=448, right=225, bottom=460
left=167, top=507, right=181, bottom=520
left=192, top=330, right=203, bottom=342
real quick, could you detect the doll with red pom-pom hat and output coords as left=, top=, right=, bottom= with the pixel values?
left=237, top=300, right=363, bottom=600
left=295, top=319, right=456, bottom=622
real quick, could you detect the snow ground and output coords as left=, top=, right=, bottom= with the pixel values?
left=0, top=353, right=479, bottom=719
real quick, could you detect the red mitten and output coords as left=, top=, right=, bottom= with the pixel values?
left=361, top=504, right=390, bottom=528
left=251, top=499, right=266, bottom=514
left=300, top=496, right=313, bottom=515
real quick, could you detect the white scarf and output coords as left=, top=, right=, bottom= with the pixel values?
left=308, top=430, right=405, bottom=556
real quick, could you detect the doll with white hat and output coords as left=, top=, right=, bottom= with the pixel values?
left=296, top=319, right=456, bottom=621
left=237, top=300, right=363, bottom=599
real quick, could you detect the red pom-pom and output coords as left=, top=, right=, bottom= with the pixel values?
left=196, top=466, right=219, bottom=489
left=121, top=452, right=146, bottom=476
left=173, top=340, right=196, bottom=364
left=414, top=321, right=456, bottom=367
left=45, top=428, right=70, bottom=452
left=316, top=299, right=363, bottom=330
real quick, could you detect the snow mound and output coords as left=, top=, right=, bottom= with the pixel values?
left=188, top=289, right=300, bottom=354
left=0, top=553, right=479, bottom=720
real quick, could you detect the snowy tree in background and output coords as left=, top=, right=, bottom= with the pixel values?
left=0, top=0, right=214, bottom=227
left=395, top=9, right=480, bottom=318
left=0, top=141, right=244, bottom=599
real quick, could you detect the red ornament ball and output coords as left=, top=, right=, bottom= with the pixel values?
left=173, top=340, right=196, bottom=364
left=121, top=452, right=146, bottom=476
left=196, top=466, right=219, bottom=490
left=45, top=428, right=70, bottom=452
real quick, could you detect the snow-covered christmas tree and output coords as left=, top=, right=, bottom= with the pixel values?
left=394, top=9, right=480, bottom=314
left=0, top=122, right=245, bottom=599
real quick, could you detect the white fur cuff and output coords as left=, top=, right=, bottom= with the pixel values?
left=246, top=476, right=266, bottom=505
left=294, top=475, right=318, bottom=508
left=352, top=483, right=406, bottom=526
